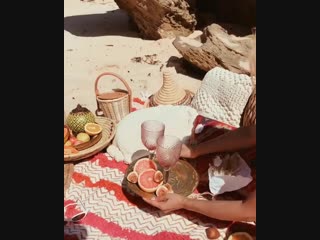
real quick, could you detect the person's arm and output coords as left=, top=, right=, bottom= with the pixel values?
left=181, top=125, right=256, bottom=158
left=183, top=191, right=256, bottom=222
left=143, top=191, right=256, bottom=222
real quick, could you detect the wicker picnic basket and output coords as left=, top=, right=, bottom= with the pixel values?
left=95, top=72, right=132, bottom=123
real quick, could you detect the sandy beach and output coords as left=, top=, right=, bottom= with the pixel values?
left=64, top=0, right=203, bottom=114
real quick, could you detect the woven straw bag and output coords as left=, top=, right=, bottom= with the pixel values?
left=95, top=72, right=132, bottom=123
left=242, top=86, right=256, bottom=127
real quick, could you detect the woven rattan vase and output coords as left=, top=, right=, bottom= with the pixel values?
left=148, top=71, right=193, bottom=107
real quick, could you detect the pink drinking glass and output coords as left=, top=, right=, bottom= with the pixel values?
left=141, top=120, right=165, bottom=159
left=156, top=135, right=182, bottom=183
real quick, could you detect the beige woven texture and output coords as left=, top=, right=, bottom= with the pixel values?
left=191, top=67, right=253, bottom=127
left=95, top=72, right=132, bottom=123
left=98, top=95, right=130, bottom=123
left=153, top=71, right=186, bottom=105
left=149, top=70, right=193, bottom=107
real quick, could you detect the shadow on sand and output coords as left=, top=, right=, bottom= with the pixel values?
left=166, top=56, right=206, bottom=80
left=64, top=9, right=139, bottom=38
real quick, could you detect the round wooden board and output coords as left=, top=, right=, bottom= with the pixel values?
left=123, top=158, right=199, bottom=199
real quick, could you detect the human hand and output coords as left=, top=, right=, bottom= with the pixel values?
left=180, top=143, right=198, bottom=159
left=143, top=193, right=186, bottom=214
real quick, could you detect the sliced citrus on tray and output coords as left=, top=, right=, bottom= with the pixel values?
left=133, top=158, right=157, bottom=175
left=64, top=146, right=79, bottom=155
left=138, top=169, right=162, bottom=193
left=84, top=122, right=102, bottom=136
left=64, top=126, right=70, bottom=144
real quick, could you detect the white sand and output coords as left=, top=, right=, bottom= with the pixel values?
left=64, top=0, right=202, bottom=114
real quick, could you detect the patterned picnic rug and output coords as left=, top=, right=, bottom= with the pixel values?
left=64, top=153, right=233, bottom=240
left=64, top=97, right=257, bottom=240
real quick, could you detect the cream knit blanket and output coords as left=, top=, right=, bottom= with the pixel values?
left=191, top=67, right=253, bottom=127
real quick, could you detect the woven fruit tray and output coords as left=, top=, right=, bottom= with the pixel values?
left=73, top=132, right=103, bottom=151
left=122, top=157, right=199, bottom=199
left=64, top=117, right=116, bottom=162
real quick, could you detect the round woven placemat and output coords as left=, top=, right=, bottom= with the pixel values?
left=64, top=117, right=117, bottom=162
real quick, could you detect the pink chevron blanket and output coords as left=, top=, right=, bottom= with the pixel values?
left=64, top=97, right=239, bottom=240
left=64, top=153, right=234, bottom=240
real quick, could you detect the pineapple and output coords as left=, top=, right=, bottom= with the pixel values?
left=66, top=104, right=95, bottom=135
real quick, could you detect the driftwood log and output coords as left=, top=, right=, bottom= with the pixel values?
left=173, top=23, right=254, bottom=74
left=114, top=0, right=196, bottom=40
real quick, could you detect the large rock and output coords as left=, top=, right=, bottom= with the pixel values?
left=173, top=23, right=254, bottom=74
left=114, top=0, right=197, bottom=40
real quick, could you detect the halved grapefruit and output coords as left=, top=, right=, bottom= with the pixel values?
left=64, top=146, right=79, bottom=155
left=133, top=158, right=157, bottom=175
left=138, top=169, right=162, bottom=193
left=163, top=183, right=174, bottom=193
left=227, top=232, right=253, bottom=240
left=127, top=171, right=139, bottom=184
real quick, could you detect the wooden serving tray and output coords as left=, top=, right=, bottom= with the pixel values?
left=64, top=117, right=116, bottom=162
left=123, top=158, right=199, bottom=199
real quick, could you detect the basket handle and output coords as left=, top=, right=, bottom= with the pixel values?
left=94, top=72, right=132, bottom=116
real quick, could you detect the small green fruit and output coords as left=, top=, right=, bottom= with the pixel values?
left=76, top=133, right=90, bottom=143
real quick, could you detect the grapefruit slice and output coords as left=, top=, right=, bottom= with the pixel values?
left=153, top=170, right=163, bottom=183
left=163, top=183, right=174, bottom=193
left=138, top=169, right=162, bottom=193
left=84, top=122, right=102, bottom=136
left=133, top=158, right=157, bottom=175
left=127, top=171, right=139, bottom=184
left=64, top=126, right=70, bottom=143
left=155, top=185, right=168, bottom=197
left=64, top=146, right=79, bottom=155
left=64, top=140, right=72, bottom=147
left=227, top=232, right=253, bottom=240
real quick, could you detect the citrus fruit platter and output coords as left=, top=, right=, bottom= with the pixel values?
left=64, top=104, right=116, bottom=162
left=123, top=157, right=199, bottom=199
left=64, top=122, right=103, bottom=153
